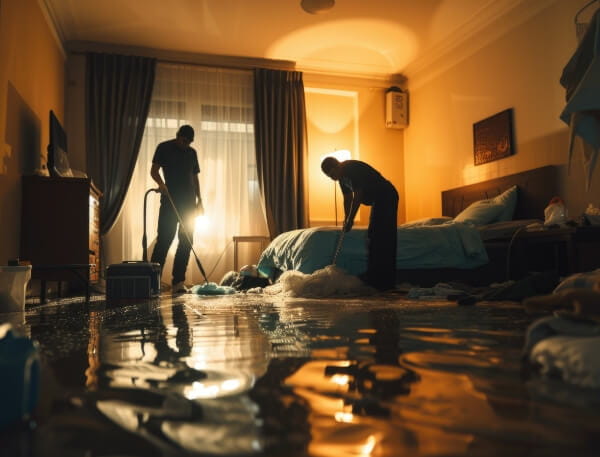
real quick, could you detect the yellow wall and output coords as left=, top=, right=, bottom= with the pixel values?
left=404, top=0, right=597, bottom=221
left=304, top=74, right=405, bottom=226
left=0, top=0, right=65, bottom=262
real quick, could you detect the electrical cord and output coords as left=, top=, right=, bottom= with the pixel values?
left=505, top=225, right=528, bottom=281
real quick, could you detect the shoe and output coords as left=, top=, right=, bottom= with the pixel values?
left=172, top=281, right=188, bottom=294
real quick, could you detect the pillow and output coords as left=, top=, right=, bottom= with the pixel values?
left=490, top=185, right=518, bottom=222
left=454, top=200, right=504, bottom=226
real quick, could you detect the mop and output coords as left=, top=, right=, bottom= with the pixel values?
left=264, top=227, right=368, bottom=297
left=264, top=200, right=372, bottom=297
left=331, top=229, right=346, bottom=266
left=152, top=188, right=235, bottom=295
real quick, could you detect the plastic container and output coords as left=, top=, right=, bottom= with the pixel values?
left=0, top=323, right=40, bottom=428
left=0, top=265, right=32, bottom=313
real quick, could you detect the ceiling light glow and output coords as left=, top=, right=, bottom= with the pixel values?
left=301, top=0, right=335, bottom=14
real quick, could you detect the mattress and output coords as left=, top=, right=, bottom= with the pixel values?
left=257, top=221, right=489, bottom=278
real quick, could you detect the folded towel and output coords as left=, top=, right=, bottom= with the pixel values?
left=523, top=313, right=600, bottom=388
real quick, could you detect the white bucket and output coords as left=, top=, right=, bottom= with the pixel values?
left=0, top=266, right=32, bottom=313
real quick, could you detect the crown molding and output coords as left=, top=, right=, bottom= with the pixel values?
left=38, top=0, right=66, bottom=59
left=301, top=68, right=407, bottom=89
left=404, top=0, right=559, bottom=90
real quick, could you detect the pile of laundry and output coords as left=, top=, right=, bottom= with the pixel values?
left=406, top=269, right=600, bottom=388
left=521, top=269, right=600, bottom=388
left=406, top=270, right=559, bottom=305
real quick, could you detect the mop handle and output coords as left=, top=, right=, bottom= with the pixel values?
left=332, top=230, right=346, bottom=266
left=162, top=187, right=209, bottom=284
left=332, top=196, right=356, bottom=265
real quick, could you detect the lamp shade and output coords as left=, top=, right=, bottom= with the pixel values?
left=328, top=149, right=351, bottom=162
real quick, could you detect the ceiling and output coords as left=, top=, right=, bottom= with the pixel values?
left=43, top=0, right=535, bottom=80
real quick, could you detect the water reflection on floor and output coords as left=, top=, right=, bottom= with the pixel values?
left=2, top=293, right=600, bottom=456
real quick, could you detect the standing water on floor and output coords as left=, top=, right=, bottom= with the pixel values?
left=1, top=294, right=599, bottom=456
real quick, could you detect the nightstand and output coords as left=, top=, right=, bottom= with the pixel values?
left=499, top=226, right=576, bottom=279
left=502, top=225, right=600, bottom=279
left=572, top=225, right=600, bottom=272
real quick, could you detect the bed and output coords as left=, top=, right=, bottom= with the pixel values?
left=257, top=165, right=560, bottom=286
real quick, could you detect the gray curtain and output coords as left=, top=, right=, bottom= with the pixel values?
left=86, top=52, right=156, bottom=235
left=253, top=68, right=309, bottom=238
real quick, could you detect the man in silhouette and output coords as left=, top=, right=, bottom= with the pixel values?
left=150, top=125, right=202, bottom=293
left=321, top=157, right=398, bottom=290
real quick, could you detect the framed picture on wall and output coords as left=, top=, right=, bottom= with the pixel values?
left=473, top=108, right=514, bottom=166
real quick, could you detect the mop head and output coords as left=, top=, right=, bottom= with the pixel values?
left=190, top=281, right=236, bottom=295
left=263, top=265, right=374, bottom=298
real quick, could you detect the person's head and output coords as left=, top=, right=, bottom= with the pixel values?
left=175, top=125, right=195, bottom=147
left=321, top=156, right=341, bottom=180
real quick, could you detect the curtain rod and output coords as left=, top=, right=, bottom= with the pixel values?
left=66, top=41, right=296, bottom=73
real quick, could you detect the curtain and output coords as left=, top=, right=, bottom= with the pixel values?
left=254, top=69, right=309, bottom=238
left=105, top=63, right=267, bottom=285
left=86, top=52, right=156, bottom=234
left=560, top=8, right=600, bottom=191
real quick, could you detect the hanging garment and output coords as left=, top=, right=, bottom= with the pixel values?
left=560, top=9, right=600, bottom=190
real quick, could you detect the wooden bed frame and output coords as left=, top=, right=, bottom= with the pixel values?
left=441, top=165, right=559, bottom=220
left=396, top=165, right=560, bottom=286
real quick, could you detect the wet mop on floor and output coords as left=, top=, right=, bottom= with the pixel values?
left=190, top=266, right=373, bottom=298
left=258, top=265, right=373, bottom=298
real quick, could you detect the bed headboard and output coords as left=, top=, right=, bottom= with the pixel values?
left=442, top=165, right=559, bottom=219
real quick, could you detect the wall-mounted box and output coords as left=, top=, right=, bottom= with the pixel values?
left=385, top=89, right=408, bottom=129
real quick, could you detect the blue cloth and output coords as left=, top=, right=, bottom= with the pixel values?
left=190, top=282, right=236, bottom=295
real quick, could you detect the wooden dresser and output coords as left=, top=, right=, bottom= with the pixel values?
left=20, top=176, right=102, bottom=299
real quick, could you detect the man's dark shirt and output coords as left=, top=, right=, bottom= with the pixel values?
left=338, top=160, right=390, bottom=205
left=152, top=139, right=200, bottom=205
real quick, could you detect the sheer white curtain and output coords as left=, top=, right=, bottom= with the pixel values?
left=104, top=63, right=268, bottom=285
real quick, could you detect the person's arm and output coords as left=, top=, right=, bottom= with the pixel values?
left=150, top=163, right=167, bottom=193
left=343, top=189, right=363, bottom=232
left=194, top=174, right=204, bottom=215
left=342, top=189, right=352, bottom=220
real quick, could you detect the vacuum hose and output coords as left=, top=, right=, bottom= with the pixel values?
left=142, top=188, right=160, bottom=262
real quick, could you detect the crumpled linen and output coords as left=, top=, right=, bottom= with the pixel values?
left=262, top=265, right=374, bottom=298
left=523, top=315, right=600, bottom=388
